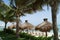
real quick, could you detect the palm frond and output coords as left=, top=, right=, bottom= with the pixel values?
left=0, top=1, right=10, bottom=12
left=15, top=0, right=36, bottom=8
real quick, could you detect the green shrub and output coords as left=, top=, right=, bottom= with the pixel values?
left=19, top=32, right=36, bottom=40
left=0, top=31, right=53, bottom=40
left=3, top=29, right=15, bottom=34
left=19, top=32, right=53, bottom=40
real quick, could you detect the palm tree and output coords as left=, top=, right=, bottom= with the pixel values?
left=48, top=1, right=58, bottom=40
left=0, top=0, right=15, bottom=31
left=0, top=9, right=16, bottom=31
left=9, top=0, right=38, bottom=38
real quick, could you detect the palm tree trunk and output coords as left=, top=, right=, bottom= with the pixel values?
left=51, top=1, right=58, bottom=40
left=16, top=15, right=20, bottom=38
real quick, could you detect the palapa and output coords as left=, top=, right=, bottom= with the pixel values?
left=22, top=20, right=34, bottom=30
left=35, top=18, right=52, bottom=37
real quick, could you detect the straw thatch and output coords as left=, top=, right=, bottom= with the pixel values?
left=22, top=20, right=34, bottom=30
left=8, top=20, right=34, bottom=30
left=35, top=18, right=52, bottom=32
left=8, top=23, right=22, bottom=30
left=8, top=24, right=16, bottom=29
left=35, top=18, right=52, bottom=37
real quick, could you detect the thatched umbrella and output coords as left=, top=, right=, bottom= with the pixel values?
left=22, top=20, right=34, bottom=30
left=8, top=23, right=26, bottom=33
left=8, top=23, right=16, bottom=29
left=22, top=20, right=34, bottom=33
left=8, top=23, right=22, bottom=30
left=35, top=18, right=52, bottom=37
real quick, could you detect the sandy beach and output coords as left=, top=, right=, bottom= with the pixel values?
left=23, top=30, right=60, bottom=39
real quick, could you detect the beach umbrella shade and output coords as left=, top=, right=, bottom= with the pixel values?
left=22, top=20, right=34, bottom=33
left=35, top=18, right=52, bottom=37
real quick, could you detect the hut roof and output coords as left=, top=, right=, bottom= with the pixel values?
left=22, top=20, right=34, bottom=30
left=35, top=18, right=52, bottom=32
left=8, top=24, right=16, bottom=29
left=8, top=23, right=22, bottom=29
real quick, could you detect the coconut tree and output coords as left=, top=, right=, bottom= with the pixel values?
left=49, top=0, right=59, bottom=40
left=0, top=9, right=16, bottom=31
left=9, top=0, right=49, bottom=38
left=0, top=1, right=14, bottom=32
left=9, top=0, right=38, bottom=37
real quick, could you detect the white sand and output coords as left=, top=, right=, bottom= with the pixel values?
left=23, top=30, right=60, bottom=39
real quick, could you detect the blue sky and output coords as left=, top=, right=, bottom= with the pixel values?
left=0, top=0, right=60, bottom=27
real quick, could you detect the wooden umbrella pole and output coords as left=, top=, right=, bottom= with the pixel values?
left=27, top=29, right=28, bottom=33
left=46, top=31, right=47, bottom=37
left=42, top=32, right=44, bottom=36
left=26, top=29, right=28, bottom=33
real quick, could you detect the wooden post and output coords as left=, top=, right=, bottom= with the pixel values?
left=46, top=31, right=47, bottom=37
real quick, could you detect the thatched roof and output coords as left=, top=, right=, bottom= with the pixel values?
left=8, top=23, right=22, bottom=29
left=22, top=20, right=34, bottom=30
left=8, top=23, right=16, bottom=29
left=35, top=18, right=52, bottom=32
left=8, top=20, right=34, bottom=30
